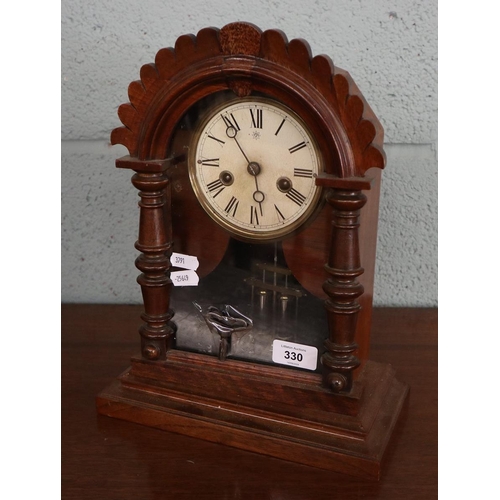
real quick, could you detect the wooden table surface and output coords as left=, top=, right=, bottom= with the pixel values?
left=62, top=304, right=437, bottom=499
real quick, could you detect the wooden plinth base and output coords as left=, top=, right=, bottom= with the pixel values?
left=96, top=350, right=408, bottom=480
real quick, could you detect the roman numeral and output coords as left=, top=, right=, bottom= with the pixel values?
left=286, top=188, right=306, bottom=206
left=289, top=141, right=307, bottom=154
left=274, top=204, right=285, bottom=222
left=250, top=206, right=260, bottom=225
left=221, top=113, right=240, bottom=131
left=275, top=118, right=286, bottom=136
left=200, top=158, right=220, bottom=167
left=208, top=134, right=225, bottom=145
left=294, top=168, right=313, bottom=178
left=224, top=196, right=239, bottom=217
left=206, top=179, right=225, bottom=198
left=250, top=108, right=263, bottom=129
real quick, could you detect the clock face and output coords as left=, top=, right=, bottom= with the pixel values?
left=189, top=97, right=323, bottom=241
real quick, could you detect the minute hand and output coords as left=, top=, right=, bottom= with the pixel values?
left=235, top=138, right=251, bottom=162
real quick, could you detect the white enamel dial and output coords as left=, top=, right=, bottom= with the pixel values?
left=189, top=97, right=323, bottom=241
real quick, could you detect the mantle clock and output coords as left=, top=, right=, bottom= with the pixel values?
left=96, top=22, right=409, bottom=480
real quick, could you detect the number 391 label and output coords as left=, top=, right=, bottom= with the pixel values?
left=272, top=340, right=318, bottom=371
left=170, top=252, right=199, bottom=271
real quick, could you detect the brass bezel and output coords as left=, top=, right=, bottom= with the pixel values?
left=188, top=96, right=324, bottom=242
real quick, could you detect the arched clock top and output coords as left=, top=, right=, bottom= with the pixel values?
left=111, top=22, right=385, bottom=177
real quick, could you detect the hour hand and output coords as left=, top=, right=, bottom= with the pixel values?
left=248, top=162, right=265, bottom=215
left=253, top=190, right=265, bottom=216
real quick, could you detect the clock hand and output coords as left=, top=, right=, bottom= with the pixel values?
left=226, top=125, right=251, bottom=164
left=226, top=125, right=266, bottom=216
left=248, top=162, right=265, bottom=215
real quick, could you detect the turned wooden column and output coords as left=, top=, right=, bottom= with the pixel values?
left=315, top=175, right=373, bottom=393
left=116, top=156, right=176, bottom=361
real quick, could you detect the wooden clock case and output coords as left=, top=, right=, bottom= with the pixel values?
left=96, top=22, right=408, bottom=480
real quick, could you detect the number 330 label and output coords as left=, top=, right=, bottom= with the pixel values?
left=272, top=340, right=318, bottom=371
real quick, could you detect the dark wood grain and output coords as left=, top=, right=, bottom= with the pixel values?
left=62, top=305, right=437, bottom=499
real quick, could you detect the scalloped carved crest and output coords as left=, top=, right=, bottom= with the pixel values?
left=111, top=22, right=385, bottom=176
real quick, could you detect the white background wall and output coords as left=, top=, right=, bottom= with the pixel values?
left=61, top=0, right=438, bottom=306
